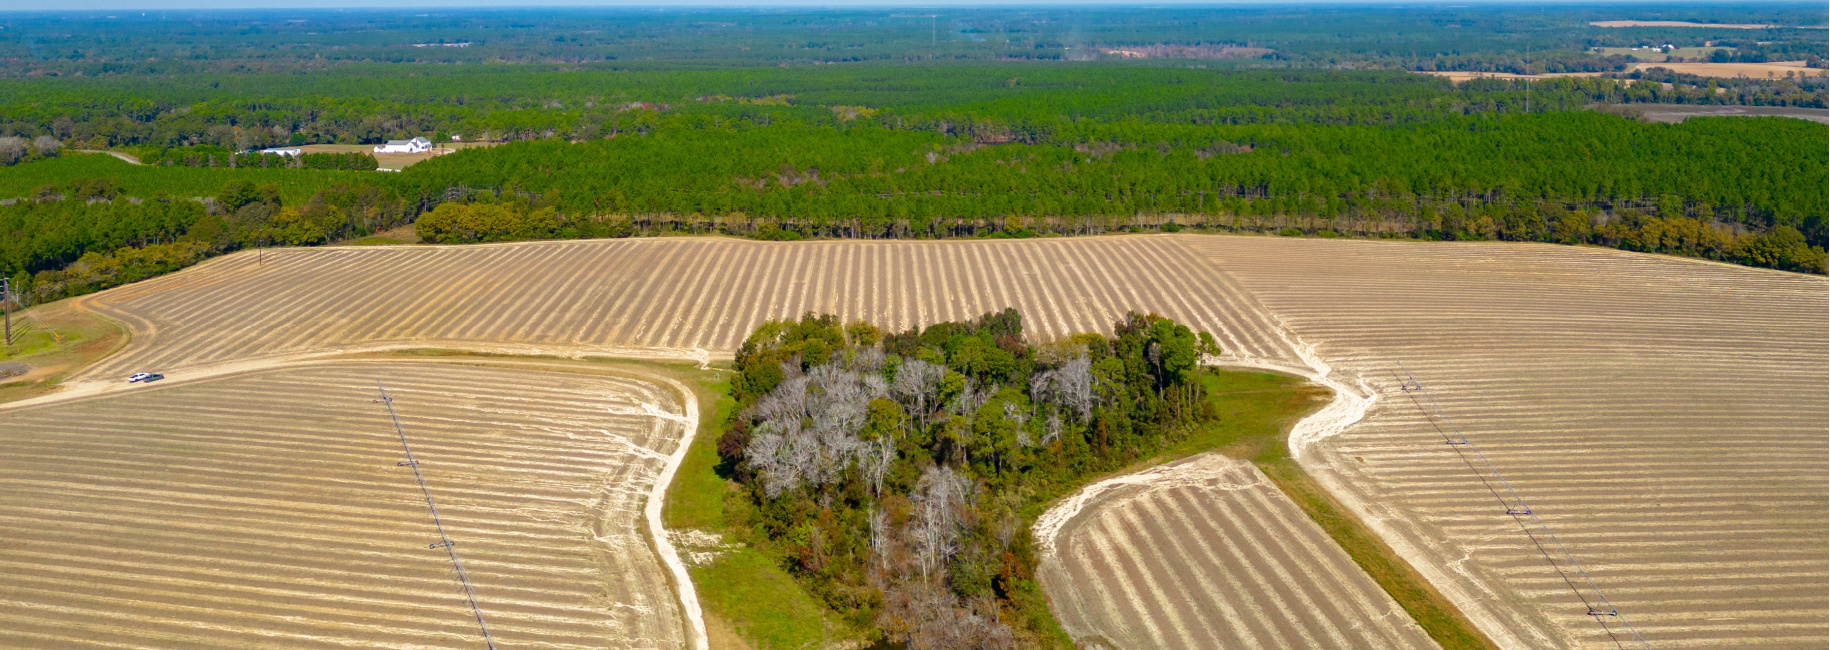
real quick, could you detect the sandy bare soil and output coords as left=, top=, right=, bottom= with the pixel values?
left=296, top=142, right=496, bottom=171
left=1418, top=71, right=1606, bottom=82
left=1596, top=103, right=1829, bottom=124
left=1186, top=237, right=1828, bottom=648
left=25, top=234, right=1829, bottom=649
left=67, top=237, right=1302, bottom=389
left=0, top=360, right=693, bottom=649
left=1038, top=454, right=1436, bottom=649
left=1418, top=62, right=1825, bottom=84
left=1630, top=61, right=1826, bottom=79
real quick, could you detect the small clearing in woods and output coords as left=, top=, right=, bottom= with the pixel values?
left=296, top=141, right=499, bottom=170
left=1596, top=103, right=1830, bottom=124
left=1588, top=20, right=1776, bottom=29
left=1631, top=61, right=1827, bottom=79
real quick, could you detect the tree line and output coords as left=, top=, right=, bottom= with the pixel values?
left=385, top=110, right=1825, bottom=267
left=3, top=178, right=407, bottom=305
left=5, top=99, right=1822, bottom=300
left=2, top=64, right=1820, bottom=160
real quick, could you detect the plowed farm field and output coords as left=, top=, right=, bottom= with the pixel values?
left=0, top=361, right=692, bottom=649
left=1038, top=454, right=1435, bottom=649
left=20, top=234, right=1829, bottom=649
left=69, top=237, right=1300, bottom=385
left=1188, top=237, right=1829, bottom=649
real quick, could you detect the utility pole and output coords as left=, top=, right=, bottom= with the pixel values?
left=2, top=278, right=11, bottom=347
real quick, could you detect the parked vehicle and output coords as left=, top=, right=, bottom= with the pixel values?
left=127, top=373, right=151, bottom=383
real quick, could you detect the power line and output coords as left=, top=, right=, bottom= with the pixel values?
left=377, top=381, right=497, bottom=650
left=1391, top=365, right=1648, bottom=649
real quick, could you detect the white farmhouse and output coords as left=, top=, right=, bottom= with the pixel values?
left=373, top=137, right=432, bottom=154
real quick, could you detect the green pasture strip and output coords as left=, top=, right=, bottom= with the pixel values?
left=664, top=373, right=851, bottom=649
left=1193, top=371, right=1499, bottom=650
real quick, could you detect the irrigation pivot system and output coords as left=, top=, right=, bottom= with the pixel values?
left=1391, top=365, right=1649, bottom=649
left=377, top=381, right=498, bottom=650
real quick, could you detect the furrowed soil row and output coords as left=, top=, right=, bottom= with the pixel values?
left=1040, top=454, right=1435, bottom=649
left=39, top=234, right=1827, bottom=649
left=72, top=237, right=1303, bottom=385
left=0, top=362, right=690, bottom=649
left=1184, top=236, right=1828, bottom=649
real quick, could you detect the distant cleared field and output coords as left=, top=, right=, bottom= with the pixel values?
left=1589, top=20, right=1774, bottom=29
left=1594, top=46, right=1734, bottom=59
left=1632, top=60, right=1827, bottom=78
left=1418, top=71, right=1605, bottom=83
left=1597, top=103, right=1830, bottom=124
left=298, top=142, right=497, bottom=171
left=0, top=361, right=690, bottom=648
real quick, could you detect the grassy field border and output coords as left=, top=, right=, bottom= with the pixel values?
left=0, top=300, right=131, bottom=405
left=1259, top=460, right=1496, bottom=649
left=660, top=364, right=854, bottom=650
left=1202, top=369, right=1499, bottom=650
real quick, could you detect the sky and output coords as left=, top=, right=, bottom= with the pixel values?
left=1, top=0, right=1686, bottom=11
left=9, top=0, right=1317, bottom=9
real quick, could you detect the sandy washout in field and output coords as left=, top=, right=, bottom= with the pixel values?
left=1036, top=453, right=1435, bottom=649
left=0, top=360, right=697, bottom=649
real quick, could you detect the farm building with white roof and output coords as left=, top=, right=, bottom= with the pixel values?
left=373, top=137, right=431, bottom=154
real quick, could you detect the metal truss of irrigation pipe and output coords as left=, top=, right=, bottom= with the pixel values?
left=1391, top=364, right=1649, bottom=649
left=378, top=381, right=499, bottom=650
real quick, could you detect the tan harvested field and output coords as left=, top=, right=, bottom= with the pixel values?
left=1038, top=454, right=1436, bottom=649
left=1186, top=237, right=1829, bottom=648
left=1419, top=71, right=1605, bottom=82
left=0, top=361, right=692, bottom=649
left=1630, top=60, right=1826, bottom=78
left=67, top=237, right=1302, bottom=387
left=21, top=234, right=1830, bottom=649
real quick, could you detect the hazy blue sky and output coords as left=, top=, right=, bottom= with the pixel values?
left=2, top=0, right=1638, bottom=11
left=15, top=0, right=1283, bottom=9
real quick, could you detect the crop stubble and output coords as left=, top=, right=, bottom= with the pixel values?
left=71, top=237, right=1302, bottom=383
left=1187, top=237, right=1828, bottom=648
left=1040, top=454, right=1435, bottom=649
left=0, top=362, right=689, bottom=649
left=29, top=235, right=1830, bottom=649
